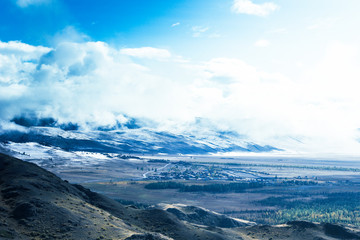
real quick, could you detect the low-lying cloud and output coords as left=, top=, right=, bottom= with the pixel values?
left=1, top=39, right=360, bottom=155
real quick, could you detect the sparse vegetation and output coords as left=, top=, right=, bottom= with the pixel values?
left=145, top=181, right=264, bottom=193
left=144, top=180, right=316, bottom=193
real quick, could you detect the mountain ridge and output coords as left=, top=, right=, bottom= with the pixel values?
left=0, top=125, right=280, bottom=155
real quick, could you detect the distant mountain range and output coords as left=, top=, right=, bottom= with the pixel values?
left=0, top=115, right=281, bottom=155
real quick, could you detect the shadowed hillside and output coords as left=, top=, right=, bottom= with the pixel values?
left=1, top=153, right=360, bottom=240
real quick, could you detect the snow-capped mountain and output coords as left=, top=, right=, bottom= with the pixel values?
left=0, top=126, right=280, bottom=155
left=0, top=115, right=281, bottom=158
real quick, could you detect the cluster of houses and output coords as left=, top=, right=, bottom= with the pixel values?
left=145, top=164, right=244, bottom=181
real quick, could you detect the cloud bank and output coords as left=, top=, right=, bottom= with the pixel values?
left=1, top=39, right=360, bottom=155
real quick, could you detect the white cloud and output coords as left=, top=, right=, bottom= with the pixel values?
left=192, top=26, right=209, bottom=37
left=171, top=22, right=180, bottom=27
left=1, top=39, right=360, bottom=155
left=16, top=0, right=51, bottom=7
left=0, top=41, right=192, bottom=127
left=232, top=0, right=279, bottom=17
left=52, top=26, right=90, bottom=44
left=120, top=47, right=171, bottom=59
left=254, top=39, right=270, bottom=47
left=0, top=84, right=27, bottom=100
left=0, top=41, right=50, bottom=84
left=0, top=41, right=50, bottom=59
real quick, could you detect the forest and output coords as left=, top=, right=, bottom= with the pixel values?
left=227, top=192, right=360, bottom=226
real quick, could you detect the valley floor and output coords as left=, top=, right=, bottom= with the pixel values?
left=6, top=147, right=359, bottom=227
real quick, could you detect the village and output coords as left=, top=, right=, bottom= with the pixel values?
left=143, top=161, right=270, bottom=182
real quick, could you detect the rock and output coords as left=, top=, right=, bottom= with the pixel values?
left=323, top=223, right=360, bottom=239
left=12, top=202, right=36, bottom=220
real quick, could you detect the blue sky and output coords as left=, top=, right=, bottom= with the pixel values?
left=2, top=0, right=359, bottom=66
left=0, top=0, right=199, bottom=44
left=1, top=0, right=360, bottom=156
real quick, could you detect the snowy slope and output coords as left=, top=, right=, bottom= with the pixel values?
left=0, top=125, right=280, bottom=156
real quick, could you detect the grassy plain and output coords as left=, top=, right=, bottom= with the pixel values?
left=49, top=155, right=360, bottom=226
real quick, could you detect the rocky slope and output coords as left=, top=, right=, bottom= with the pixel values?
left=1, top=153, right=360, bottom=240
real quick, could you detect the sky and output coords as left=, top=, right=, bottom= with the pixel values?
left=1, top=0, right=360, bottom=156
